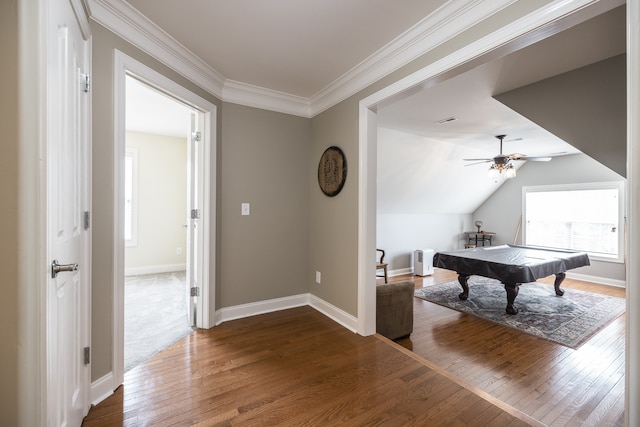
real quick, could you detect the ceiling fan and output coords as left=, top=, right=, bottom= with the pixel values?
left=464, top=134, right=552, bottom=179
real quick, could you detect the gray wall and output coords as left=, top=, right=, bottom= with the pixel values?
left=91, top=23, right=311, bottom=381
left=0, top=1, right=21, bottom=423
left=495, top=54, right=626, bottom=177
left=474, top=153, right=626, bottom=281
left=309, top=0, right=556, bottom=317
left=220, top=102, right=310, bottom=307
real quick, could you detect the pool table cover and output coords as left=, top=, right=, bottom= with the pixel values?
left=433, top=244, right=590, bottom=284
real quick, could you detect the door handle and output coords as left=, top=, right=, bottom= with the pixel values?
left=51, top=259, right=79, bottom=278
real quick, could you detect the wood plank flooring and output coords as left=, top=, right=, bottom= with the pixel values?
left=392, top=269, right=626, bottom=427
left=83, top=305, right=537, bottom=426
left=83, top=269, right=625, bottom=426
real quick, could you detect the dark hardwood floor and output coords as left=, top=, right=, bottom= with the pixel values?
left=83, top=269, right=625, bottom=426
left=391, top=269, right=626, bottom=427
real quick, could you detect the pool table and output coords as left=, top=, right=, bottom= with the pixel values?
left=433, top=245, right=590, bottom=314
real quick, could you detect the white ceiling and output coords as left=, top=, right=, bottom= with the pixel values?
left=126, top=76, right=194, bottom=137
left=124, top=0, right=448, bottom=98
left=119, top=0, right=625, bottom=213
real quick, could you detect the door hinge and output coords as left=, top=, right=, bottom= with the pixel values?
left=83, top=347, right=90, bottom=365
left=82, top=73, right=91, bottom=93
left=191, top=209, right=200, bottom=219
left=191, top=131, right=201, bottom=142
left=190, top=287, right=199, bottom=297
left=83, top=211, right=90, bottom=230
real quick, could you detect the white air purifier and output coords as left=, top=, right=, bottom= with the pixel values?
left=414, top=249, right=434, bottom=276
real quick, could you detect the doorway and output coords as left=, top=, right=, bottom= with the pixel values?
left=113, top=50, right=216, bottom=385
left=123, top=76, right=195, bottom=371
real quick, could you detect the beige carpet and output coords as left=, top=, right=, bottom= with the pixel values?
left=125, top=271, right=194, bottom=372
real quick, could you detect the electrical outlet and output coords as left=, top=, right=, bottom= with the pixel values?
left=176, top=247, right=183, bottom=255
left=315, top=271, right=321, bottom=284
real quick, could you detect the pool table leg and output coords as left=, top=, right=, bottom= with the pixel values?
left=504, top=283, right=520, bottom=315
left=554, top=272, right=566, bottom=296
left=457, top=274, right=470, bottom=300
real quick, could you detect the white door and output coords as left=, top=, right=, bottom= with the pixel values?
left=186, top=113, right=205, bottom=326
left=46, top=0, right=91, bottom=425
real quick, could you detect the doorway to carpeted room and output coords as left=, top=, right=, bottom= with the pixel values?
left=124, top=271, right=194, bottom=372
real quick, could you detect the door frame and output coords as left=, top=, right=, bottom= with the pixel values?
left=358, top=1, right=639, bottom=424
left=112, top=50, right=217, bottom=385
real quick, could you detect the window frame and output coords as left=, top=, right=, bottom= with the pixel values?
left=521, top=181, right=625, bottom=263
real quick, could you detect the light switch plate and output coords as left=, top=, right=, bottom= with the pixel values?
left=241, top=203, right=250, bottom=216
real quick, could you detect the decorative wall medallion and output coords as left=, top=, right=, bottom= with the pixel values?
left=318, top=146, right=347, bottom=197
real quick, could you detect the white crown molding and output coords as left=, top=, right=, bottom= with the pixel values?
left=71, top=0, right=92, bottom=40
left=83, top=0, right=596, bottom=118
left=85, top=0, right=225, bottom=97
left=84, top=0, right=519, bottom=117
left=222, top=80, right=311, bottom=117
left=308, top=0, right=516, bottom=116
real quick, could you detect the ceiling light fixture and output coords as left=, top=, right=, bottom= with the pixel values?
left=487, top=162, right=516, bottom=180
left=464, top=134, right=552, bottom=181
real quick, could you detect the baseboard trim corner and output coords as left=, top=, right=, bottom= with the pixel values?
left=90, top=372, right=115, bottom=406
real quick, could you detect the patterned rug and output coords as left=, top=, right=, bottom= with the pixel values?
left=414, top=277, right=625, bottom=349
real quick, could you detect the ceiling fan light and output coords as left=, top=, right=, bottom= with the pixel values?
left=487, top=164, right=500, bottom=180
left=506, top=164, right=516, bottom=179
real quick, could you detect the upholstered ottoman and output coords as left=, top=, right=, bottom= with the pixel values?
left=376, top=281, right=414, bottom=340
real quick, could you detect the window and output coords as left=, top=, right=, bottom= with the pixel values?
left=124, top=149, right=138, bottom=247
left=523, top=182, right=625, bottom=262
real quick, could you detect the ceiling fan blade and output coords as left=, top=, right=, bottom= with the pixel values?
left=464, top=160, right=492, bottom=166
left=506, top=153, right=552, bottom=161
left=463, top=158, right=492, bottom=162
left=517, top=156, right=552, bottom=161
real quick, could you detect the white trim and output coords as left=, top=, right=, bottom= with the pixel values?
left=69, top=0, right=92, bottom=40
left=124, top=264, right=186, bottom=276
left=626, top=1, right=640, bottom=425
left=215, top=294, right=309, bottom=325
left=566, top=272, right=626, bottom=289
left=309, top=0, right=516, bottom=116
left=86, top=0, right=225, bottom=97
left=521, top=181, right=626, bottom=264
left=214, top=294, right=359, bottom=335
left=222, top=80, right=311, bottom=118
left=113, top=50, right=217, bottom=389
left=123, top=148, right=138, bottom=247
left=86, top=0, right=517, bottom=118
left=308, top=294, right=359, bottom=333
left=357, top=0, right=608, bottom=337
left=89, top=373, right=115, bottom=406
left=388, top=267, right=414, bottom=278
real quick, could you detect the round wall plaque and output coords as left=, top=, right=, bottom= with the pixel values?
left=318, top=146, right=347, bottom=197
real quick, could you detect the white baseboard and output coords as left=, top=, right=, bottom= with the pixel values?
left=214, top=293, right=358, bottom=333
left=90, top=372, right=115, bottom=406
left=308, top=294, right=358, bottom=333
left=388, top=267, right=414, bottom=277
left=124, top=263, right=186, bottom=276
left=567, top=272, right=626, bottom=288
left=214, top=293, right=309, bottom=325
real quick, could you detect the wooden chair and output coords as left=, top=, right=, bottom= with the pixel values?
left=376, top=249, right=388, bottom=284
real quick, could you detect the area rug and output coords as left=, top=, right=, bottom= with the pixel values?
left=414, top=277, right=625, bottom=349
